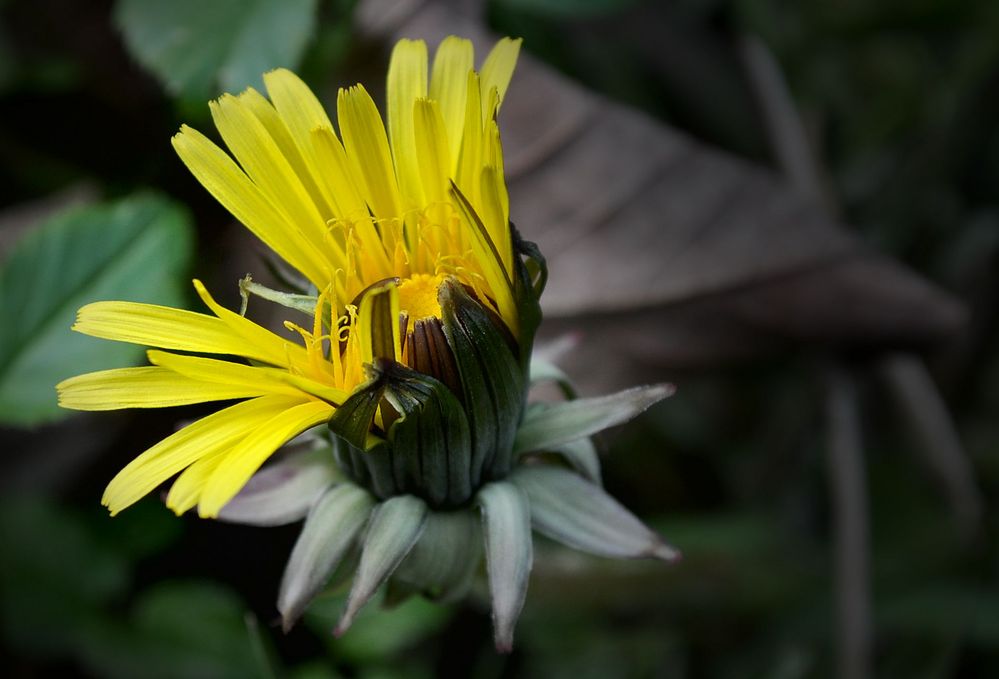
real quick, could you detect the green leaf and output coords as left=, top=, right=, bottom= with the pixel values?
left=334, top=595, right=451, bottom=666
left=244, top=612, right=280, bottom=679
left=477, top=480, right=533, bottom=653
left=81, top=581, right=267, bottom=679
left=288, top=662, right=344, bottom=679
left=513, top=384, right=674, bottom=454
left=114, top=0, right=318, bottom=102
left=0, top=497, right=129, bottom=657
left=0, top=193, right=193, bottom=426
left=101, top=499, right=184, bottom=561
left=304, top=591, right=450, bottom=666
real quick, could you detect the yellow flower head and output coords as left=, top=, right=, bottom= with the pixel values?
left=55, top=36, right=679, bottom=652
left=57, top=36, right=534, bottom=520
left=174, top=36, right=521, bottom=330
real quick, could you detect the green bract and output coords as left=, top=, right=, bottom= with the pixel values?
left=328, top=280, right=528, bottom=507
left=224, top=230, right=678, bottom=651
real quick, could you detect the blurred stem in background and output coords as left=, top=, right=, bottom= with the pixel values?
left=740, top=31, right=985, bottom=678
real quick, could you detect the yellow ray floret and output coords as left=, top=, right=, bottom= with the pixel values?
left=62, top=35, right=525, bottom=520
left=101, top=395, right=317, bottom=517
left=57, top=367, right=267, bottom=411
left=173, top=35, right=522, bottom=332
left=59, top=277, right=380, bottom=517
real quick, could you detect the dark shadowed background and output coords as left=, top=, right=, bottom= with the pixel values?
left=1, top=0, right=997, bottom=677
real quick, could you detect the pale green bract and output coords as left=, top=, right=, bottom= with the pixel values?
left=228, top=352, right=678, bottom=651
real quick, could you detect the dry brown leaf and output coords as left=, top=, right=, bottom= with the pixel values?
left=355, top=0, right=966, bottom=388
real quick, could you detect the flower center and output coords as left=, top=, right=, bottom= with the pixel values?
left=397, top=273, right=445, bottom=322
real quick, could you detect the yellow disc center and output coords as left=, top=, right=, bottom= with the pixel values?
left=398, top=273, right=446, bottom=321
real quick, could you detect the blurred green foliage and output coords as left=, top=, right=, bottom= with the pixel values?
left=114, top=0, right=319, bottom=105
left=0, top=498, right=261, bottom=676
left=0, top=195, right=193, bottom=425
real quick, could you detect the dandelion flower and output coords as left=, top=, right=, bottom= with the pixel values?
left=58, top=36, right=678, bottom=651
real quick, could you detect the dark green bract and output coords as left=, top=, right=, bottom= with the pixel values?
left=327, top=232, right=545, bottom=508
left=228, top=224, right=676, bottom=652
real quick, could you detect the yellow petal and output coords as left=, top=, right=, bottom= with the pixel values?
left=147, top=351, right=301, bottom=396
left=387, top=39, right=429, bottom=207
left=481, top=86, right=501, bottom=132
left=413, top=98, right=451, bottom=205
left=172, top=125, right=330, bottom=286
left=165, top=449, right=227, bottom=515
left=57, top=367, right=260, bottom=410
left=311, top=126, right=393, bottom=278
left=455, top=71, right=483, bottom=204
left=480, top=37, right=522, bottom=117
left=73, top=300, right=259, bottom=359
left=102, top=395, right=304, bottom=516
left=210, top=94, right=343, bottom=268
left=482, top=121, right=511, bottom=254
left=262, top=68, right=335, bottom=161
left=449, top=182, right=517, bottom=330
left=337, top=84, right=403, bottom=224
left=309, top=126, right=367, bottom=221
left=478, top=164, right=513, bottom=276
left=430, top=36, right=474, bottom=168
left=192, top=279, right=308, bottom=368
left=238, top=86, right=337, bottom=220
left=148, top=350, right=349, bottom=405
left=197, top=399, right=333, bottom=518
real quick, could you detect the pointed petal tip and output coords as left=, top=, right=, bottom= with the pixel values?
left=652, top=382, right=677, bottom=400
left=279, top=608, right=305, bottom=634
left=262, top=66, right=293, bottom=81
left=102, top=494, right=122, bottom=517
left=196, top=503, right=220, bottom=520
left=277, top=600, right=304, bottom=634
left=232, top=85, right=262, bottom=103
left=278, top=599, right=305, bottom=633
left=651, top=541, right=682, bottom=563
left=171, top=125, right=191, bottom=144
left=492, top=597, right=518, bottom=653
left=494, top=636, right=514, bottom=654
left=334, top=597, right=362, bottom=637
left=332, top=615, right=353, bottom=638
